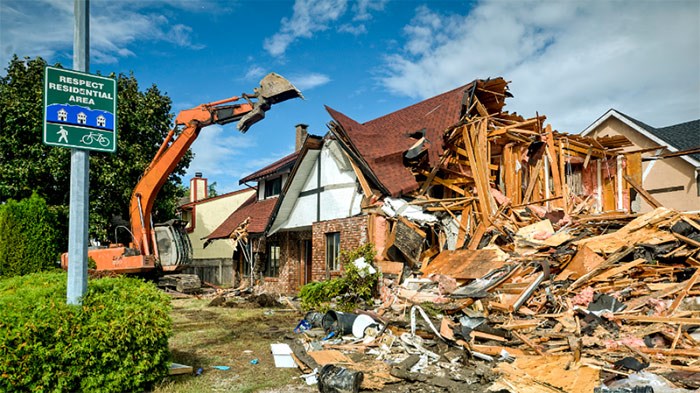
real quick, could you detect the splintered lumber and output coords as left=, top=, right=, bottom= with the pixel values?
left=665, top=267, right=700, bottom=316
left=623, top=174, right=663, bottom=208
left=607, top=315, right=700, bottom=325
left=591, top=258, right=645, bottom=282
left=569, top=246, right=634, bottom=290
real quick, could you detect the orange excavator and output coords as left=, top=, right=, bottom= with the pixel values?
left=61, top=73, right=302, bottom=277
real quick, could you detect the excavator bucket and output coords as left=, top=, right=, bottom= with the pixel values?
left=237, top=73, right=303, bottom=132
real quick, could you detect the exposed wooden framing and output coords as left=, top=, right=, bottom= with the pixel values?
left=463, top=125, right=492, bottom=224
left=347, top=153, right=373, bottom=198
left=522, top=157, right=544, bottom=205
left=487, top=117, right=542, bottom=137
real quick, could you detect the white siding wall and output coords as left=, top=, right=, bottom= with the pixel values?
left=282, top=142, right=362, bottom=230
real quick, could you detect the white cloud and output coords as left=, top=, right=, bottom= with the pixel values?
left=0, top=0, right=206, bottom=66
left=245, top=65, right=267, bottom=81
left=352, top=0, right=387, bottom=21
left=264, top=0, right=387, bottom=55
left=380, top=1, right=700, bottom=133
left=338, top=0, right=387, bottom=35
left=338, top=24, right=367, bottom=35
left=264, top=0, right=348, bottom=57
left=290, top=73, right=331, bottom=90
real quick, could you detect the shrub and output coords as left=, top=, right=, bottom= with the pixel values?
left=0, top=193, right=61, bottom=277
left=299, top=243, right=380, bottom=312
left=0, top=272, right=172, bottom=392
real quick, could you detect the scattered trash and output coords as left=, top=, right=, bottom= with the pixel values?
left=249, top=358, right=259, bottom=365
left=322, top=311, right=358, bottom=336
left=300, top=368, right=319, bottom=385
left=270, top=343, right=296, bottom=368
left=351, top=314, right=378, bottom=338
left=304, top=311, right=324, bottom=328
left=294, top=319, right=311, bottom=333
left=317, top=364, right=364, bottom=393
left=211, top=365, right=230, bottom=371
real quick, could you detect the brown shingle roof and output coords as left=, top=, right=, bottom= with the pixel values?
left=205, top=194, right=278, bottom=239
left=239, top=151, right=299, bottom=184
left=326, top=78, right=508, bottom=196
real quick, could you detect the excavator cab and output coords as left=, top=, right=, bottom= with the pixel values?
left=154, top=220, right=192, bottom=270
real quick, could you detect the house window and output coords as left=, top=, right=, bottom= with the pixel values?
left=264, top=177, right=282, bottom=198
left=266, top=243, right=280, bottom=277
left=326, top=232, right=340, bottom=271
left=181, top=209, right=193, bottom=230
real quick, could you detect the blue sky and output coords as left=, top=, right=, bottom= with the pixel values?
left=1, top=0, right=699, bottom=193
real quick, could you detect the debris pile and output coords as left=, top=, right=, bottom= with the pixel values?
left=282, top=209, right=698, bottom=392
left=288, top=81, right=699, bottom=392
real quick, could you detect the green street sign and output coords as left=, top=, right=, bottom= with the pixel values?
left=43, top=66, right=117, bottom=152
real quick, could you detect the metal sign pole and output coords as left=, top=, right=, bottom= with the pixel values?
left=67, top=0, right=90, bottom=305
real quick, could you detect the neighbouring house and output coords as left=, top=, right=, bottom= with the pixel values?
left=77, top=112, right=87, bottom=124
left=178, top=173, right=255, bottom=285
left=581, top=109, right=700, bottom=212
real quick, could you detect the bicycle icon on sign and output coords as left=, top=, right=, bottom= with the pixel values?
left=80, top=132, right=110, bottom=147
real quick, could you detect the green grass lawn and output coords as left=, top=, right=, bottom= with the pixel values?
left=153, top=297, right=312, bottom=393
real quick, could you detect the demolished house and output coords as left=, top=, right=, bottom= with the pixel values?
left=287, top=78, right=698, bottom=392
left=205, top=77, right=698, bottom=391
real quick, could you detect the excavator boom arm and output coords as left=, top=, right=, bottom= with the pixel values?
left=128, top=73, right=302, bottom=258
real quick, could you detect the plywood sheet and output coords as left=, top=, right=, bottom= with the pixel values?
left=421, top=249, right=504, bottom=280
left=308, top=350, right=354, bottom=365
left=493, top=356, right=600, bottom=393
left=555, top=245, right=604, bottom=280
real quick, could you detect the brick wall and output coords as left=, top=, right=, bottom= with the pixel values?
left=260, top=230, right=312, bottom=294
left=252, top=215, right=369, bottom=294
left=311, top=215, right=368, bottom=282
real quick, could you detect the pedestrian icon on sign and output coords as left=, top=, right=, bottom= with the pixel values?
left=58, top=126, right=69, bottom=143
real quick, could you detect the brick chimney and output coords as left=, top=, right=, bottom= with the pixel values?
left=295, top=123, right=308, bottom=152
left=189, top=172, right=208, bottom=202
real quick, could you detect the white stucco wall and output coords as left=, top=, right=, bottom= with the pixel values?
left=281, top=141, right=362, bottom=230
left=187, top=188, right=255, bottom=259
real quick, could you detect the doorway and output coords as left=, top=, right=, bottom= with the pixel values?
left=302, top=239, right=312, bottom=285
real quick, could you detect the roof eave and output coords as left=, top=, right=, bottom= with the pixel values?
left=582, top=109, right=700, bottom=168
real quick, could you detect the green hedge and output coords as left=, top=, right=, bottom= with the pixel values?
left=0, top=193, right=61, bottom=277
left=0, top=272, right=172, bottom=392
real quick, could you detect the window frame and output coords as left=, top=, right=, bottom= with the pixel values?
left=264, top=176, right=282, bottom=199
left=325, top=232, right=340, bottom=271
left=266, top=242, right=280, bottom=277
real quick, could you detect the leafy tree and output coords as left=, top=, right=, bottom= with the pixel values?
left=208, top=181, right=219, bottom=197
left=0, top=55, right=190, bottom=245
left=0, top=193, right=61, bottom=277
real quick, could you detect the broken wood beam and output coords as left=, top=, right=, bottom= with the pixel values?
left=623, top=174, right=663, bottom=209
